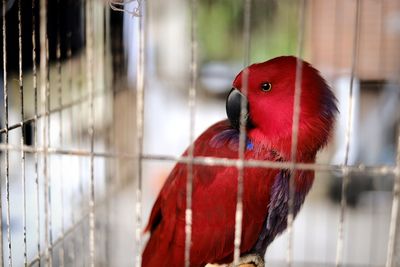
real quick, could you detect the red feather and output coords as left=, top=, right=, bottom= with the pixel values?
left=142, top=120, right=281, bottom=267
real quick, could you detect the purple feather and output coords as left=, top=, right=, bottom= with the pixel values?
left=252, top=170, right=310, bottom=255
left=209, top=128, right=254, bottom=151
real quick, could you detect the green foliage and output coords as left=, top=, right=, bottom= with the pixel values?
left=198, top=0, right=299, bottom=63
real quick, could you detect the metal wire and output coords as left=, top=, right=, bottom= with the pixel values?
left=233, top=0, right=252, bottom=265
left=26, top=213, right=86, bottom=267
left=31, top=0, right=41, bottom=264
left=385, top=2, right=400, bottom=258
left=286, top=0, right=306, bottom=266
left=109, top=0, right=141, bottom=17
left=0, top=88, right=111, bottom=135
left=56, top=0, right=66, bottom=264
left=2, top=0, right=13, bottom=265
left=85, top=0, right=96, bottom=265
left=335, top=1, right=361, bottom=266
left=184, top=0, right=197, bottom=265
left=102, top=6, right=112, bottom=265
left=25, top=162, right=131, bottom=267
left=47, top=37, right=54, bottom=266
left=66, top=24, right=76, bottom=265
left=135, top=0, right=146, bottom=265
left=39, top=0, right=52, bottom=265
left=17, top=0, right=28, bottom=265
left=0, top=1, right=397, bottom=266
left=386, top=125, right=400, bottom=267
left=0, top=143, right=397, bottom=176
left=77, top=44, right=86, bottom=267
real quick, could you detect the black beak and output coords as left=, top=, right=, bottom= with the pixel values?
left=226, top=88, right=253, bottom=130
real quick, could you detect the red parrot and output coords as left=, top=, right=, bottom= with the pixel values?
left=142, top=56, right=338, bottom=267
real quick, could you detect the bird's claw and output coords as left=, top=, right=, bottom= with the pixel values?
left=227, top=254, right=265, bottom=267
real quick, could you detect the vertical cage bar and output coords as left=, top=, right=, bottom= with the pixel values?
left=386, top=125, right=400, bottom=267
left=104, top=5, right=111, bottom=266
left=78, top=35, right=85, bottom=267
left=286, top=0, right=306, bottom=266
left=46, top=36, right=54, bottom=266
left=32, top=0, right=41, bottom=263
left=56, top=0, right=65, bottom=264
left=184, top=0, right=197, bottom=265
left=135, top=0, right=146, bottom=265
left=18, top=0, right=28, bottom=265
left=40, top=0, right=52, bottom=264
left=66, top=28, right=75, bottom=264
left=233, top=0, right=251, bottom=265
left=2, top=0, right=12, bottom=265
left=67, top=26, right=81, bottom=264
left=85, top=0, right=96, bottom=265
left=335, top=1, right=361, bottom=266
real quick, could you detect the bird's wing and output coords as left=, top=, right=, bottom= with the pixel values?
left=142, top=120, right=278, bottom=267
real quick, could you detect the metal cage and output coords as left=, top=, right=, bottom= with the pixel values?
left=0, top=0, right=400, bottom=266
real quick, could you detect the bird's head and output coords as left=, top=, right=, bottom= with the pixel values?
left=227, top=56, right=338, bottom=160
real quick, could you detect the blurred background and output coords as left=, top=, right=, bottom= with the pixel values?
left=0, top=0, right=400, bottom=266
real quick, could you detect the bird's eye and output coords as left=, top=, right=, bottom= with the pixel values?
left=261, top=82, right=272, bottom=92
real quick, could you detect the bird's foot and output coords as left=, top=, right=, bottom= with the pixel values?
left=227, top=254, right=264, bottom=267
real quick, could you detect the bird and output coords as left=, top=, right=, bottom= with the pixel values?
left=142, top=56, right=338, bottom=267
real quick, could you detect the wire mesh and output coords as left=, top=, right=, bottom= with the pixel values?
left=2, top=0, right=12, bottom=266
left=0, top=0, right=399, bottom=266
left=286, top=0, right=306, bottom=266
left=85, top=0, right=96, bottom=265
left=17, top=0, right=27, bottom=265
left=184, top=0, right=197, bottom=265
left=335, top=1, right=362, bottom=266
left=55, top=0, right=66, bottom=264
left=134, top=0, right=145, bottom=265
left=232, top=0, right=251, bottom=265
left=386, top=124, right=400, bottom=267
left=31, top=0, right=41, bottom=264
left=0, top=0, right=120, bottom=265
